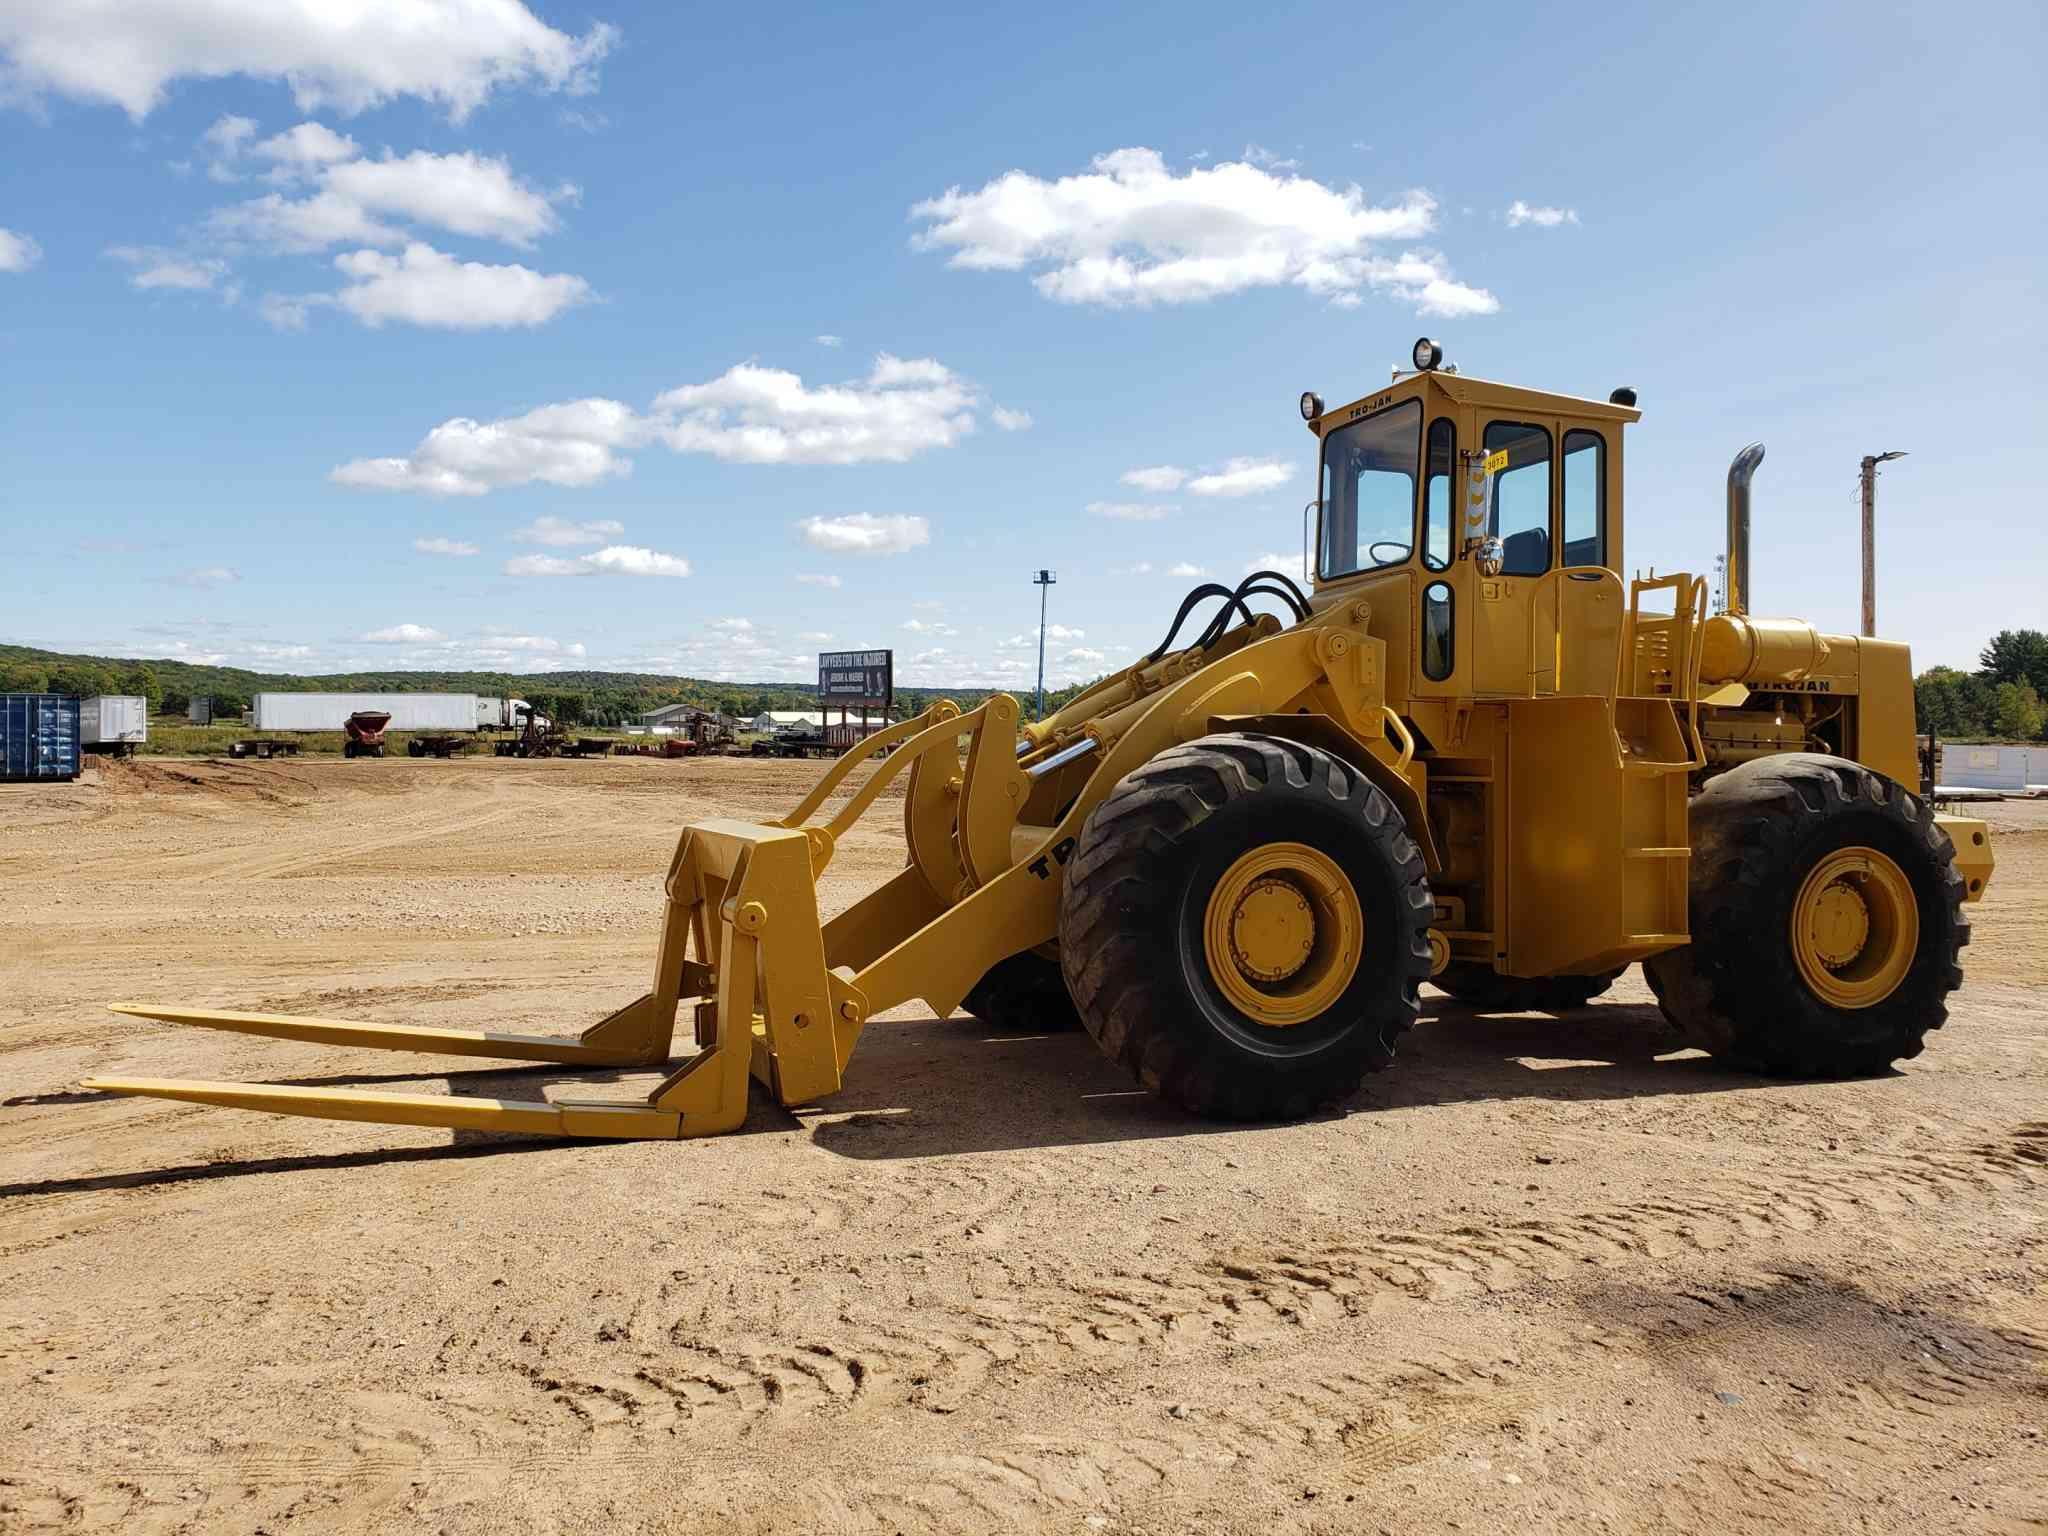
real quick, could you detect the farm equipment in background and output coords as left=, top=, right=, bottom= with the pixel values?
left=340, top=711, right=391, bottom=759
left=91, top=342, right=1996, bottom=1144
left=493, top=705, right=564, bottom=759
left=224, top=738, right=300, bottom=760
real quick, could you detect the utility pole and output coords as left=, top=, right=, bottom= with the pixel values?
left=1859, top=450, right=1907, bottom=637
left=1032, top=569, right=1057, bottom=721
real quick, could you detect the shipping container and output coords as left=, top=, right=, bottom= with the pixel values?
left=1938, top=743, right=2029, bottom=792
left=188, top=695, right=213, bottom=725
left=0, top=694, right=81, bottom=782
left=79, top=695, right=148, bottom=753
left=249, top=692, right=481, bottom=733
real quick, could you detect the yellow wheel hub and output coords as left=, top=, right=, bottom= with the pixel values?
left=1790, top=846, right=1918, bottom=1009
left=1203, top=842, right=1363, bottom=1026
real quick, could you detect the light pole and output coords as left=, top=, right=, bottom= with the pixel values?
left=1859, top=450, right=1907, bottom=637
left=1032, top=569, right=1057, bottom=721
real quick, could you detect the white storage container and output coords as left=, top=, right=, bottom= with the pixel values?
left=250, top=693, right=481, bottom=733
left=79, top=694, right=148, bottom=746
left=1938, top=743, right=2029, bottom=792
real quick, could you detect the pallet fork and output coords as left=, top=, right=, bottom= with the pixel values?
left=89, top=698, right=1066, bottom=1140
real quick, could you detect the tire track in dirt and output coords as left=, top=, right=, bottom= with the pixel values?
left=474, top=1124, right=2048, bottom=1446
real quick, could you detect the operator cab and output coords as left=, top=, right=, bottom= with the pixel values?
left=1301, top=342, right=1641, bottom=697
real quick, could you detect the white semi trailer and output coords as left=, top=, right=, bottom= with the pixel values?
left=79, top=695, right=148, bottom=757
left=249, top=693, right=483, bottom=733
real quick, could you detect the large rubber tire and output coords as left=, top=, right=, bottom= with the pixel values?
left=1644, top=754, right=1967, bottom=1077
left=962, top=951, right=1080, bottom=1032
left=1433, top=964, right=1623, bottom=1012
left=1058, top=733, right=1433, bottom=1121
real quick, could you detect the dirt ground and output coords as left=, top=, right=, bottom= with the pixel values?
left=1, top=754, right=2043, bottom=1535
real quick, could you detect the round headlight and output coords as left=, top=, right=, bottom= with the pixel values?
left=1299, top=391, right=1323, bottom=422
left=1411, top=337, right=1442, bottom=371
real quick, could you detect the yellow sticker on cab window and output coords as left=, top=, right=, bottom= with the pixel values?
left=1482, top=448, right=1510, bottom=475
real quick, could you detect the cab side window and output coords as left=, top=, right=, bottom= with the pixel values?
left=1422, top=419, right=1454, bottom=570
left=1562, top=429, right=1606, bottom=568
left=1484, top=421, right=1552, bottom=576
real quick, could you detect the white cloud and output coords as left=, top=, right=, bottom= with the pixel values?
left=107, top=244, right=228, bottom=291
left=1121, top=464, right=1187, bottom=492
left=1087, top=500, right=1174, bottom=521
left=513, top=515, right=625, bottom=547
left=259, top=293, right=310, bottom=329
left=1065, top=647, right=1107, bottom=664
left=1188, top=457, right=1291, bottom=497
left=1240, top=143, right=1299, bottom=171
left=504, top=544, right=690, bottom=578
left=991, top=406, right=1033, bottom=431
left=0, top=227, right=40, bottom=272
left=334, top=397, right=640, bottom=496
left=901, top=618, right=956, bottom=635
left=654, top=354, right=978, bottom=465
left=325, top=243, right=591, bottom=330
left=252, top=120, right=358, bottom=173
left=169, top=565, right=239, bottom=589
left=202, top=113, right=257, bottom=155
left=581, top=545, right=690, bottom=577
left=333, top=353, right=984, bottom=497
left=1168, top=561, right=1207, bottom=577
left=1245, top=551, right=1309, bottom=579
left=798, top=630, right=832, bottom=641
left=814, top=333, right=843, bottom=347
left=413, top=536, right=479, bottom=556
left=795, top=572, right=842, bottom=588
left=911, top=146, right=1496, bottom=315
left=0, top=0, right=617, bottom=121
left=327, top=151, right=565, bottom=246
left=797, top=513, right=930, bottom=555
left=361, top=622, right=444, bottom=643
left=707, top=617, right=753, bottom=631
left=1506, top=200, right=1578, bottom=228
left=1116, top=561, right=1155, bottom=576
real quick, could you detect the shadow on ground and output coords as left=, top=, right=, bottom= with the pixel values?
left=14, top=997, right=1879, bottom=1186
left=802, top=998, right=1845, bottom=1160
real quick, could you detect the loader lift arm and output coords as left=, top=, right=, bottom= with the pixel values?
left=90, top=597, right=1413, bottom=1141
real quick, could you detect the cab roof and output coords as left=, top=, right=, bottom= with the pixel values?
left=1306, top=369, right=1643, bottom=435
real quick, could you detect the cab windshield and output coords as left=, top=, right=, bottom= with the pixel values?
left=1319, top=399, right=1421, bottom=579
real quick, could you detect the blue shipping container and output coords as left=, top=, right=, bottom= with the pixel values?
left=0, top=694, right=81, bottom=782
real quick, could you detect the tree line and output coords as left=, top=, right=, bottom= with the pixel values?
left=0, top=644, right=1102, bottom=731
left=1915, top=629, right=2048, bottom=742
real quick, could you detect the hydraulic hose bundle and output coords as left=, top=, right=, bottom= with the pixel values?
left=1144, top=569, right=1312, bottom=664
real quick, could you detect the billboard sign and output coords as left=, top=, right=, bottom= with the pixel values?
left=818, top=649, right=893, bottom=714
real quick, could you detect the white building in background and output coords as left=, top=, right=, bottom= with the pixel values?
left=751, top=710, right=822, bottom=734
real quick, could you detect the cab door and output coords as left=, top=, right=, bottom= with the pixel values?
left=1470, top=416, right=1557, bottom=697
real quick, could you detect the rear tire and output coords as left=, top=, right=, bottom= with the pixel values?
left=962, top=951, right=1080, bottom=1032
left=1433, top=964, right=1622, bottom=1012
left=1644, top=753, right=1966, bottom=1077
left=1059, top=733, right=1432, bottom=1121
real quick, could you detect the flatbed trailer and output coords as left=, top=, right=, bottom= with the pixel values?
left=407, top=735, right=470, bottom=759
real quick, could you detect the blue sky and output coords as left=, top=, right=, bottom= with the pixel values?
left=2, top=0, right=2042, bottom=689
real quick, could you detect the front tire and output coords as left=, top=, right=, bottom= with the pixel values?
left=1059, top=733, right=1432, bottom=1121
left=1644, top=754, right=1966, bottom=1077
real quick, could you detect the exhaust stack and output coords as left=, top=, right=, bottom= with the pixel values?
left=1725, top=442, right=1765, bottom=617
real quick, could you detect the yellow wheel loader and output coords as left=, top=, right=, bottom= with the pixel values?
left=90, top=343, right=1996, bottom=1139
